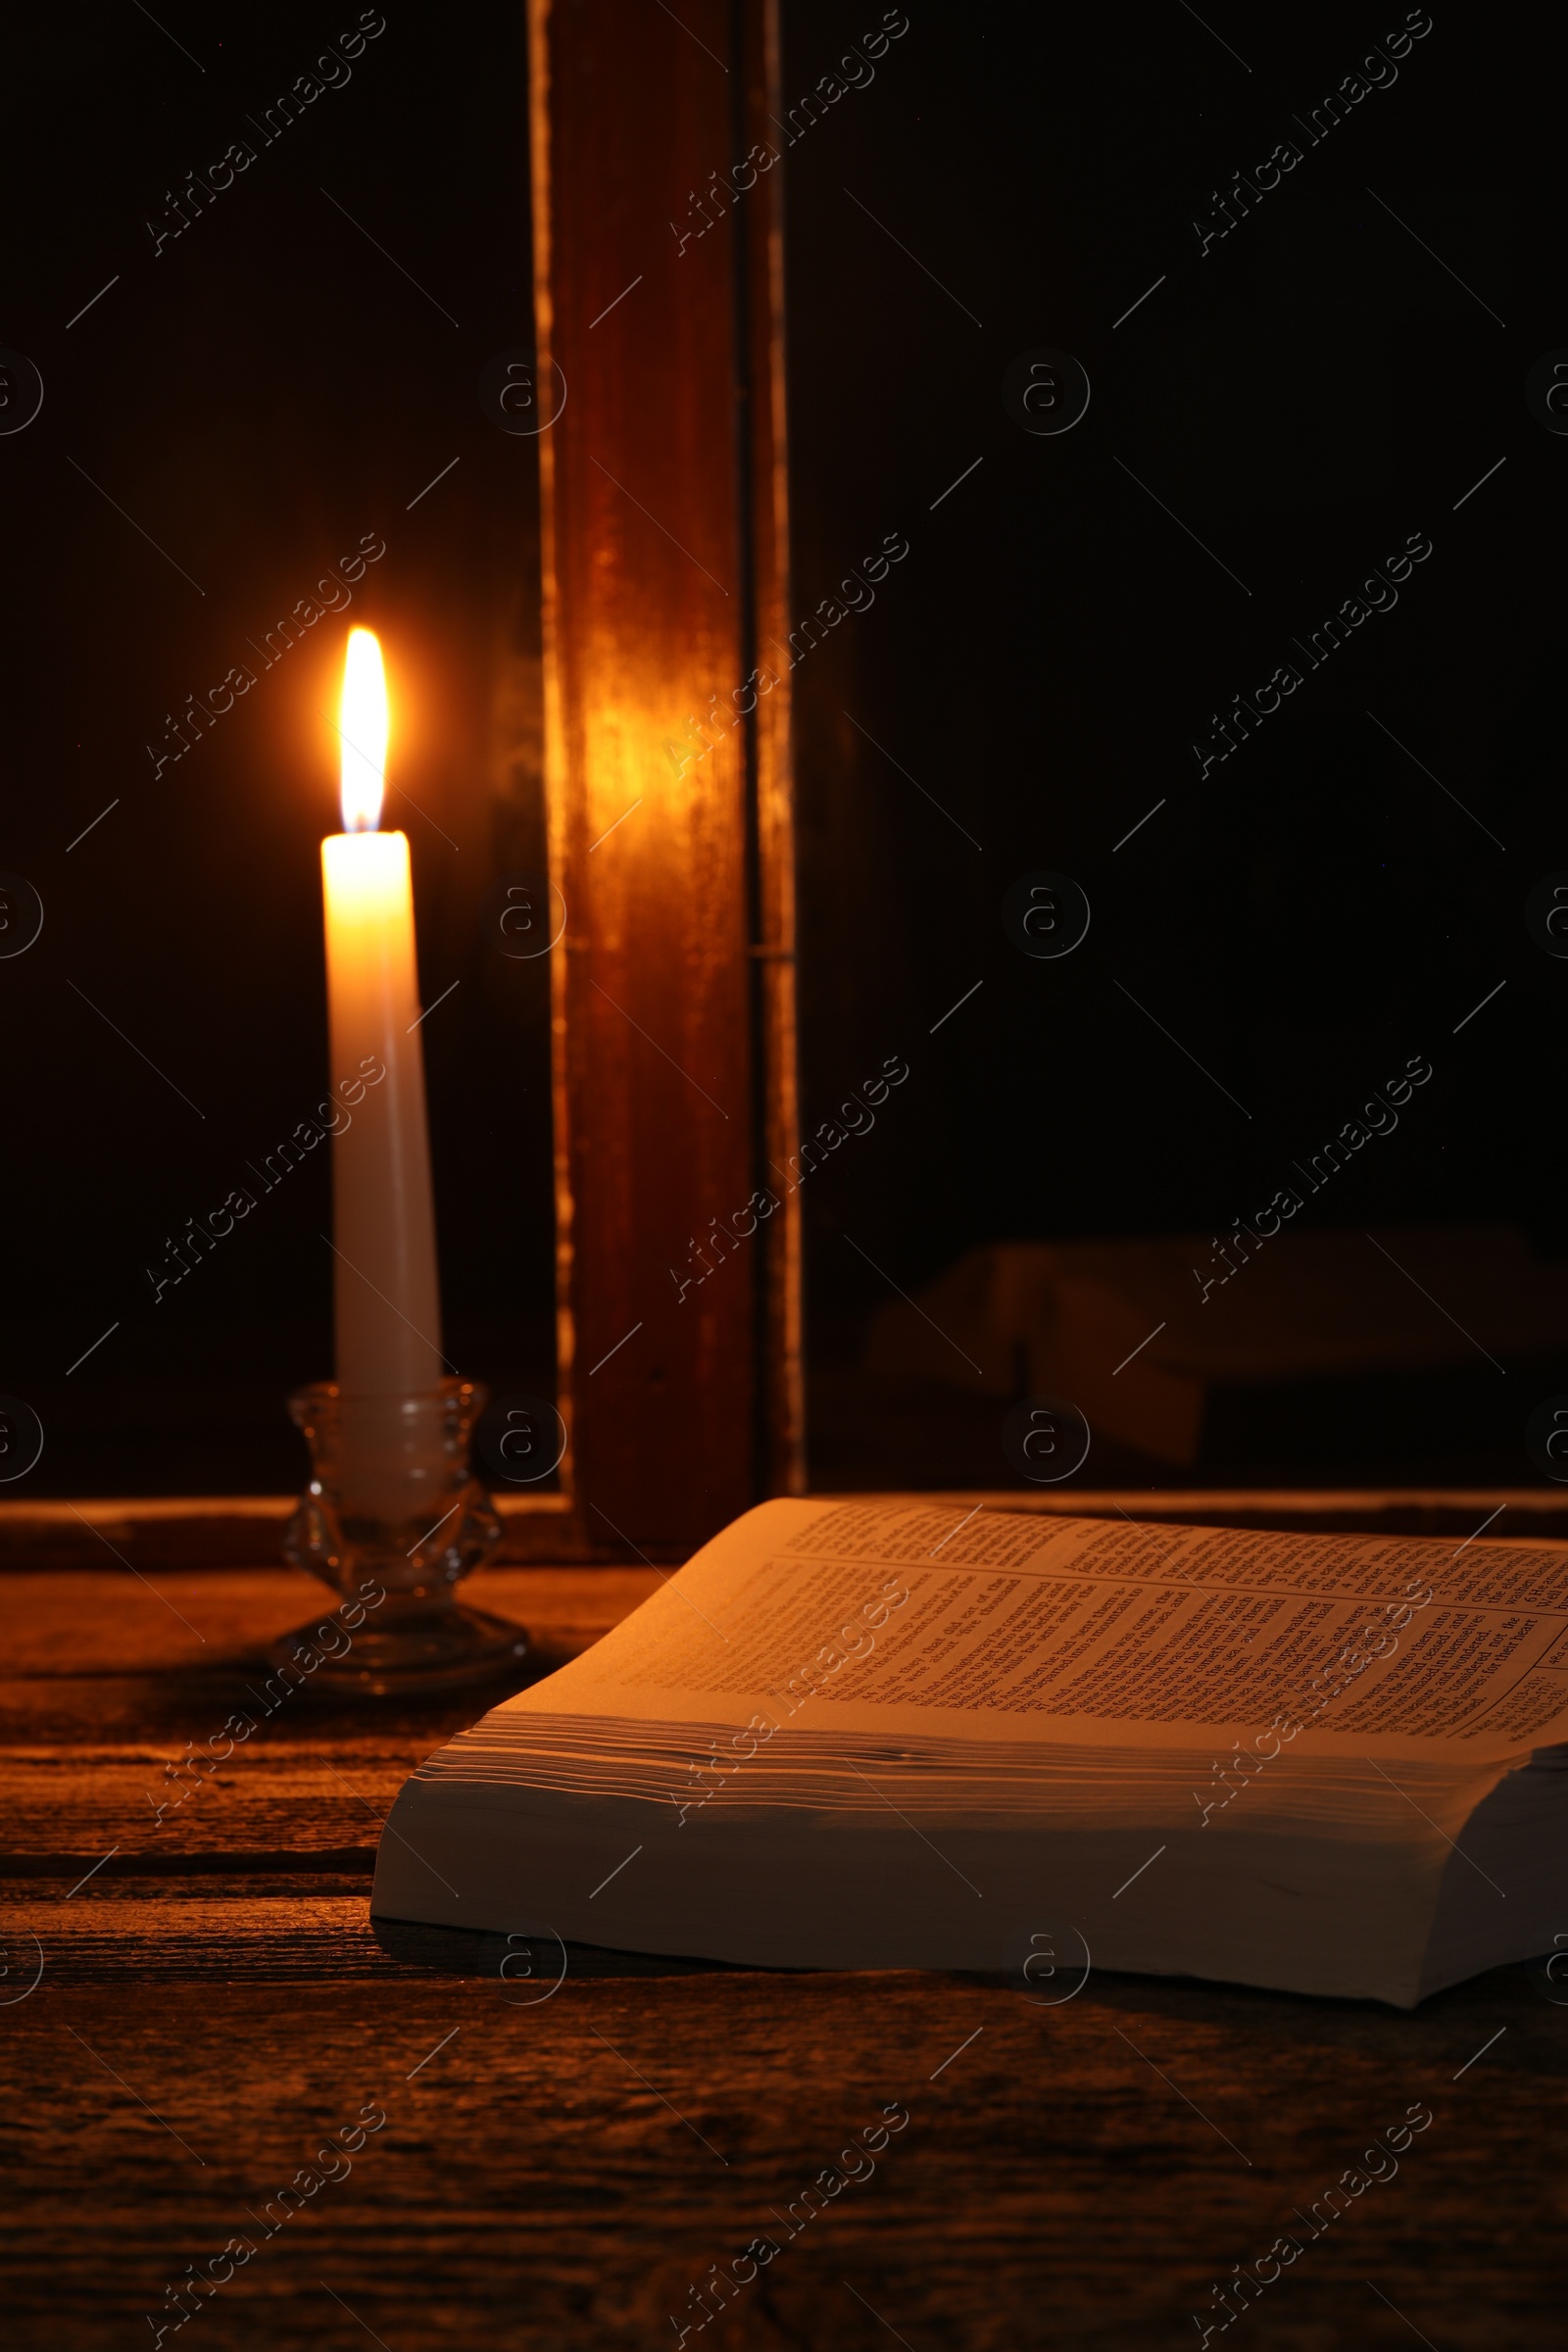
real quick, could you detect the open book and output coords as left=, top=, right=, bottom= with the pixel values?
left=371, top=1498, right=1568, bottom=2005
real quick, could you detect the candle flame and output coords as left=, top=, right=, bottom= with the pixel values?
left=339, top=627, right=387, bottom=832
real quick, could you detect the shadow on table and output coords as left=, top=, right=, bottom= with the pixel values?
left=369, top=1917, right=1568, bottom=2079
left=370, top=1912, right=759, bottom=1979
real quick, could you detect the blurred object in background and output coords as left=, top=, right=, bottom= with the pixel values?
left=862, top=1226, right=1568, bottom=1471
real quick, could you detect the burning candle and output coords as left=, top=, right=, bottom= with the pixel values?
left=321, top=628, right=444, bottom=1403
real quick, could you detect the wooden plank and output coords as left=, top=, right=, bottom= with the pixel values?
left=0, top=1569, right=660, bottom=1834
left=1, top=1953, right=1559, bottom=2348
left=529, top=0, right=798, bottom=1553
left=1, top=1886, right=732, bottom=1978
left=0, top=1758, right=397, bottom=1865
left=0, top=1495, right=615, bottom=1570
left=739, top=0, right=805, bottom=1502
left=0, top=1568, right=658, bottom=1674
left=6, top=1488, right=1559, bottom=1571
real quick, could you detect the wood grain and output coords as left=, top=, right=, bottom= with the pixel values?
left=0, top=1567, right=659, bottom=1672
left=0, top=1494, right=660, bottom=1568
left=3, top=1949, right=1561, bottom=2350
left=6, top=1487, right=1563, bottom=1573
left=737, top=0, right=805, bottom=1503
left=528, top=0, right=799, bottom=1552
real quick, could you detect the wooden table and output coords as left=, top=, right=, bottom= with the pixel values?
left=5, top=1543, right=1564, bottom=2350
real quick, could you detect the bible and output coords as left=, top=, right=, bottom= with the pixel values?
left=371, top=1497, right=1568, bottom=2005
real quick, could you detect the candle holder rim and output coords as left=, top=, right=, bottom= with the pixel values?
left=287, top=1373, right=488, bottom=1424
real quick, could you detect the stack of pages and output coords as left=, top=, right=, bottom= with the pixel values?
left=372, top=1497, right=1568, bottom=2005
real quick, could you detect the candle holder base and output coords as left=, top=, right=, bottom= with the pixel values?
left=266, top=1597, right=527, bottom=1699
left=281, top=1378, right=525, bottom=1697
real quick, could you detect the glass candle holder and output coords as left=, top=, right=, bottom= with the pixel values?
left=276, top=1377, right=526, bottom=1696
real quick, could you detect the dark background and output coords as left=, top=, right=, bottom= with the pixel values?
left=0, top=3, right=1560, bottom=1497
left=1, top=3, right=551, bottom=1492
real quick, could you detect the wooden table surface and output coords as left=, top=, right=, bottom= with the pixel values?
left=4, top=1551, right=1564, bottom=2351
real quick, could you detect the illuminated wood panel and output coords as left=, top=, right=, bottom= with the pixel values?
left=528, top=0, right=800, bottom=1550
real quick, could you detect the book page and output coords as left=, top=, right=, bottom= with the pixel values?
left=500, top=1496, right=1568, bottom=1760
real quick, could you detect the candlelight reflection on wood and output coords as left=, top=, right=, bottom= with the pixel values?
left=529, top=0, right=802, bottom=1554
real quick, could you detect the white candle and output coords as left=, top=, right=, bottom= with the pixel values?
left=321, top=628, right=443, bottom=1403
